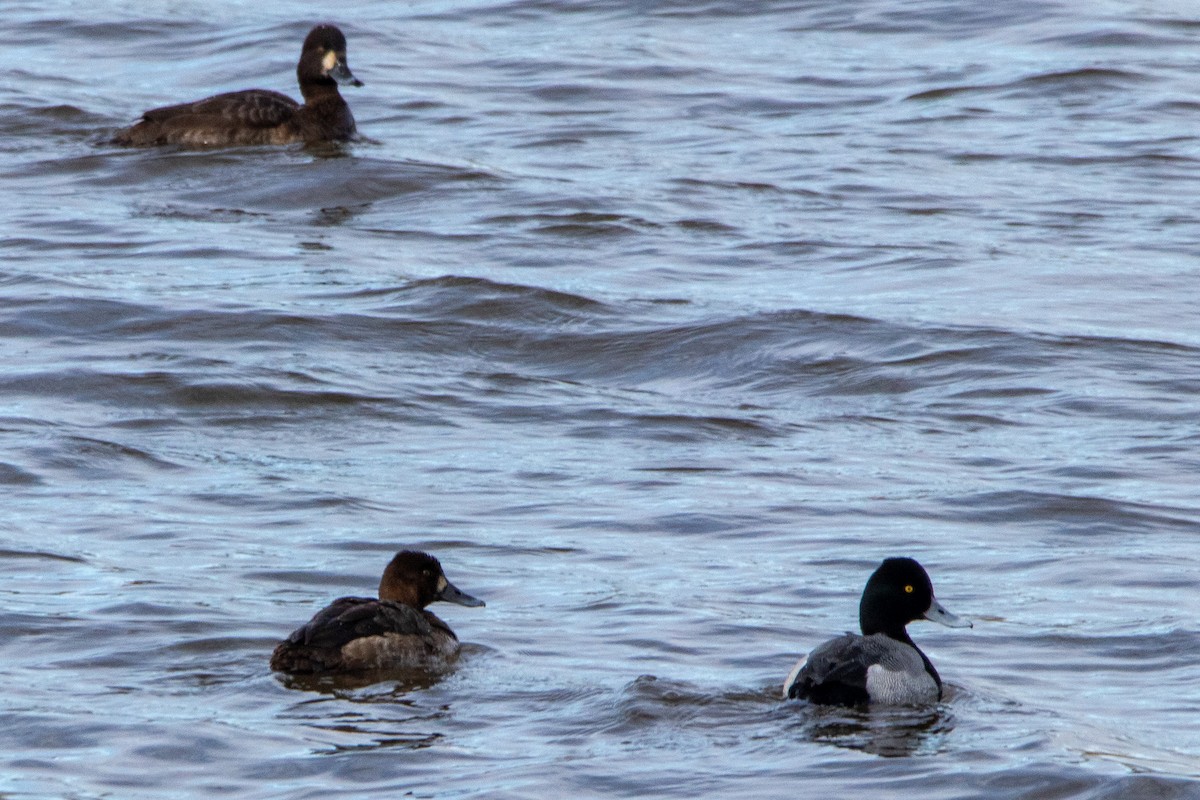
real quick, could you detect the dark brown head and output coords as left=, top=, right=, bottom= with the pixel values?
left=378, top=550, right=485, bottom=609
left=298, top=24, right=363, bottom=91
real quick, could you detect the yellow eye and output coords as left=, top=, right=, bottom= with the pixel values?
left=904, top=585, right=914, bottom=594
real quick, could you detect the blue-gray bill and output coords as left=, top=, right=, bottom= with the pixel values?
left=330, top=62, right=363, bottom=87
left=924, top=597, right=971, bottom=628
left=440, top=579, right=485, bottom=607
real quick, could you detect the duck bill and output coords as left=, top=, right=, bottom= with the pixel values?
left=329, top=60, right=364, bottom=87
left=437, top=578, right=485, bottom=608
left=924, top=596, right=972, bottom=628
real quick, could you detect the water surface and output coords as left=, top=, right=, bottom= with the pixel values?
left=3, top=0, right=1199, bottom=798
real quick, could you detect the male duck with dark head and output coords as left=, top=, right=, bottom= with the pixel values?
left=113, top=24, right=363, bottom=147
left=270, top=551, right=484, bottom=675
left=783, top=557, right=971, bottom=706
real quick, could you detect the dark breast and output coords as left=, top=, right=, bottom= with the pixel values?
left=290, top=95, right=357, bottom=143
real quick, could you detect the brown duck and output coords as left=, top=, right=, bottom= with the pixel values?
left=114, top=24, right=363, bottom=147
left=270, top=551, right=484, bottom=674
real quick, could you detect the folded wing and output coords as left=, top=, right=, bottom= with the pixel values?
left=285, top=596, right=435, bottom=651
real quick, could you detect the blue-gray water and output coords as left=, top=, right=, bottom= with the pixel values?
left=3, top=1, right=1199, bottom=798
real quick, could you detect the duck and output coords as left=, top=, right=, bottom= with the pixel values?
left=270, top=550, right=484, bottom=674
left=113, top=24, right=363, bottom=147
left=783, top=557, right=971, bottom=706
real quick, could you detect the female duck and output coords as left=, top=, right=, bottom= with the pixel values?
left=783, top=557, right=971, bottom=705
left=114, top=24, right=363, bottom=147
left=270, top=550, right=484, bottom=674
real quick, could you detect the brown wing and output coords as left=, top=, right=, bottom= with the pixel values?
left=141, top=89, right=299, bottom=129
left=283, top=597, right=436, bottom=652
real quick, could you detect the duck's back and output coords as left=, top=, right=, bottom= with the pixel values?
left=785, top=632, right=939, bottom=705
left=270, top=596, right=460, bottom=674
left=113, top=89, right=302, bottom=147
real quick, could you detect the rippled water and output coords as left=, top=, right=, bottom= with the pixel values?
left=3, top=0, right=1200, bottom=798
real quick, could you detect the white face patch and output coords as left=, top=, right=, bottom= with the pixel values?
left=322, top=50, right=339, bottom=74
left=436, top=575, right=447, bottom=593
